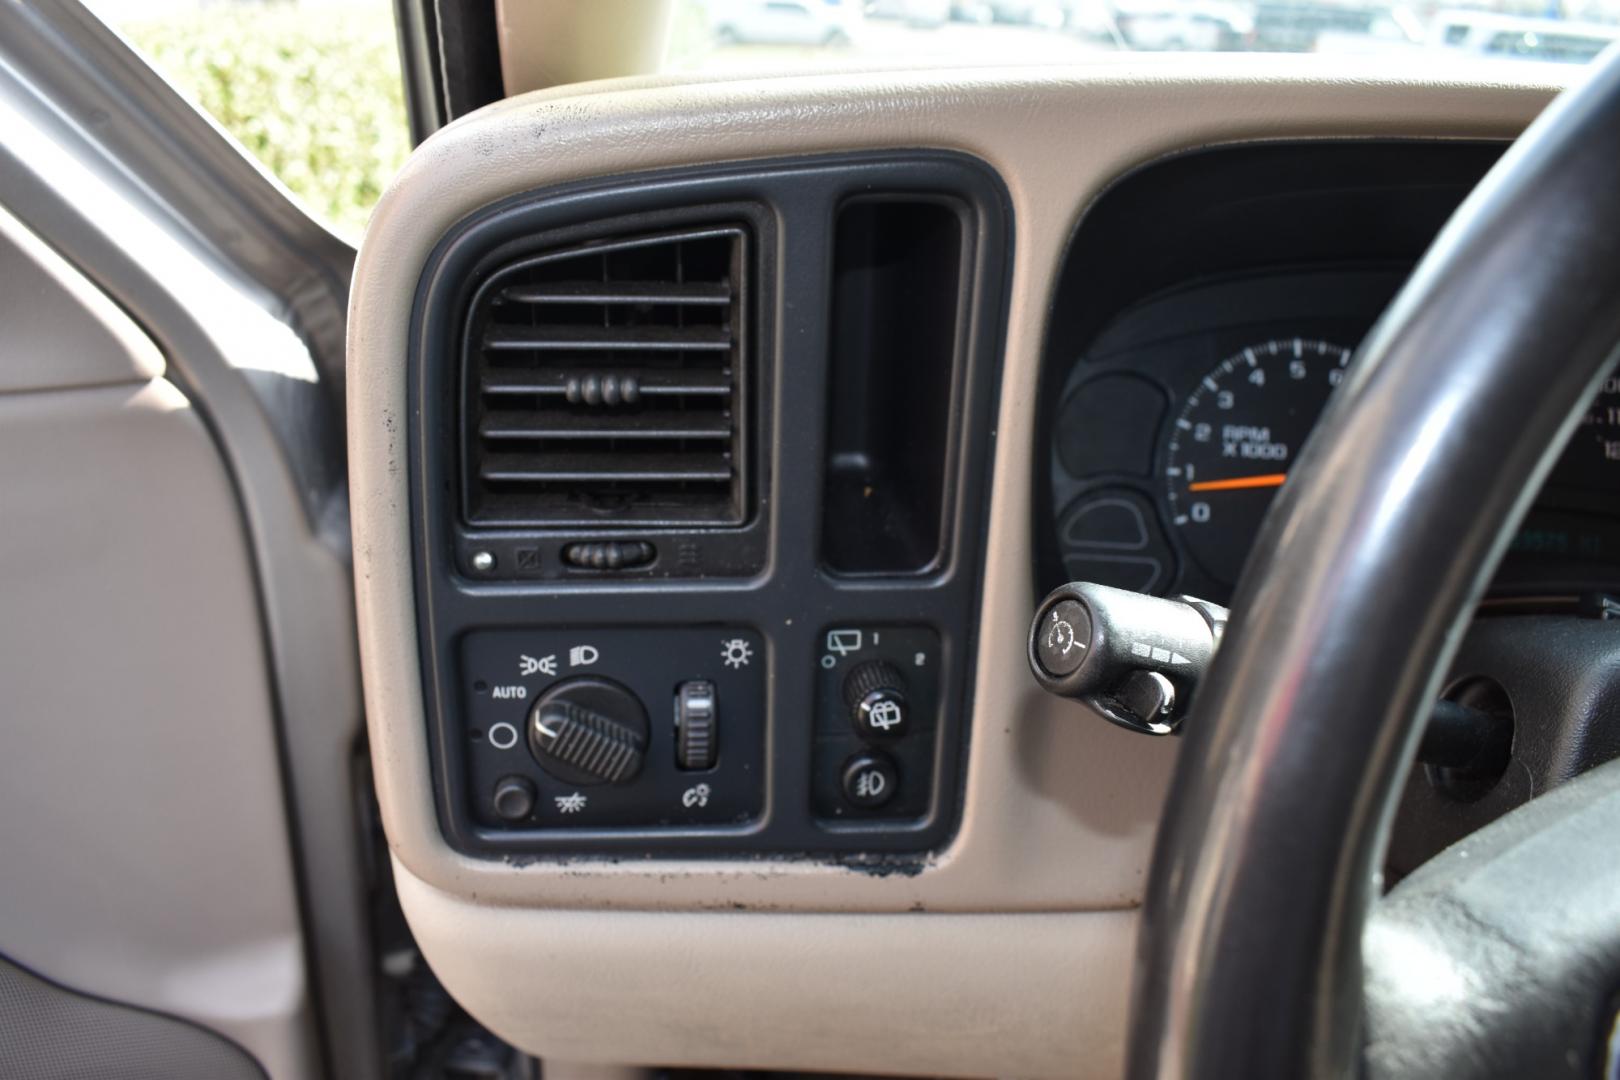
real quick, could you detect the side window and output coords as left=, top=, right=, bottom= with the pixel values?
left=88, top=0, right=410, bottom=243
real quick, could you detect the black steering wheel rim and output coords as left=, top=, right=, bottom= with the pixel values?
left=1127, top=50, right=1620, bottom=1080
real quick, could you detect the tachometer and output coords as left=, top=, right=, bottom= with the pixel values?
left=1165, top=338, right=1353, bottom=587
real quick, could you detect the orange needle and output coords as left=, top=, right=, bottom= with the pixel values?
left=1187, top=473, right=1288, bottom=493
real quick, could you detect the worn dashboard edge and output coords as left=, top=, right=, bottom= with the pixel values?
left=349, top=58, right=1558, bottom=1077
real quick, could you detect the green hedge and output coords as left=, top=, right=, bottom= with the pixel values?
left=120, top=4, right=410, bottom=241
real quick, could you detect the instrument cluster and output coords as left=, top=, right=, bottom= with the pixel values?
left=1048, top=266, right=1620, bottom=605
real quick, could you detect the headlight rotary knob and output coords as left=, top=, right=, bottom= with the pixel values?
left=528, top=676, right=649, bottom=785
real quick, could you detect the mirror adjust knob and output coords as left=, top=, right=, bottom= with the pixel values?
left=528, top=677, right=649, bottom=785
left=843, top=660, right=910, bottom=740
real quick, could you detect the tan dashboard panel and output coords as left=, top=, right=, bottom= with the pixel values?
left=351, top=58, right=1558, bottom=1077
left=395, top=853, right=1135, bottom=1078
left=352, top=58, right=1558, bottom=912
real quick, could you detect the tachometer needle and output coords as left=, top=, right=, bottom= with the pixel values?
left=1187, top=473, right=1288, bottom=493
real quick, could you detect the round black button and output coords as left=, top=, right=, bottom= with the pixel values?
left=492, top=775, right=536, bottom=822
left=1036, top=599, right=1091, bottom=677
left=841, top=752, right=898, bottom=809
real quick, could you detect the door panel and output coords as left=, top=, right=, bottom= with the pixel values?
left=0, top=955, right=264, bottom=1080
left=0, top=205, right=317, bottom=1079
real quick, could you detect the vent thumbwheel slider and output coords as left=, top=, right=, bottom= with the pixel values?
left=462, top=225, right=750, bottom=527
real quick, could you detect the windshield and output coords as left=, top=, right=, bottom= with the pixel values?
left=91, top=0, right=408, bottom=243
left=84, top=0, right=1601, bottom=246
left=667, top=0, right=1617, bottom=69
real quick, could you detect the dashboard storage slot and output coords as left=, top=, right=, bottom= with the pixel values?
left=821, top=196, right=966, bottom=575
left=464, top=225, right=750, bottom=528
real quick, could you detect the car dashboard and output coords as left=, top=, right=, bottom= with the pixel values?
left=346, top=64, right=1572, bottom=1078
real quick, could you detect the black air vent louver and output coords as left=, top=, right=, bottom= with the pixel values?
left=464, top=226, right=748, bottom=526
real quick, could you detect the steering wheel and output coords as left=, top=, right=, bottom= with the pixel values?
left=1125, top=49, right=1620, bottom=1080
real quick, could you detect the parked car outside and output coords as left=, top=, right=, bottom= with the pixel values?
left=1429, top=10, right=1620, bottom=64
left=1250, top=0, right=1407, bottom=51
left=950, top=0, right=996, bottom=22
left=706, top=0, right=861, bottom=45
left=1114, top=0, right=1251, bottom=50
left=867, top=0, right=952, bottom=27
left=1311, top=5, right=1425, bottom=56
left=989, top=0, right=1069, bottom=28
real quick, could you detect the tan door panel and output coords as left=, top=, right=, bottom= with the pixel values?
left=0, top=206, right=317, bottom=1079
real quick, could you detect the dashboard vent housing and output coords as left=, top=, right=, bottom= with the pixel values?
left=463, top=226, right=748, bottom=526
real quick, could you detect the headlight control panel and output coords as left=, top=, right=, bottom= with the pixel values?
left=461, top=627, right=769, bottom=831
left=447, top=623, right=953, bottom=854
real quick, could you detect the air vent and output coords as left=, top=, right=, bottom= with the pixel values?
left=463, top=226, right=748, bottom=526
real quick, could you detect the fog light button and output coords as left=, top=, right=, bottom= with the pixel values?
left=841, top=752, right=898, bottom=809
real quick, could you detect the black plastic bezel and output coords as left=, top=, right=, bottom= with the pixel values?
left=407, top=152, right=1013, bottom=858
